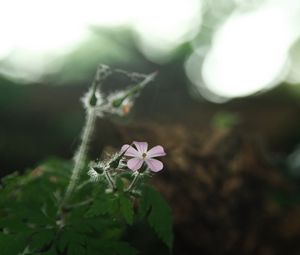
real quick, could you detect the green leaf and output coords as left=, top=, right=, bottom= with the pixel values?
left=17, top=206, right=55, bottom=226
left=119, top=193, right=134, bottom=225
left=57, top=228, right=86, bottom=254
left=41, top=158, right=72, bottom=177
left=1, top=172, right=21, bottom=186
left=111, top=241, right=138, bottom=255
left=0, top=216, right=28, bottom=232
left=100, top=227, right=123, bottom=241
left=85, top=194, right=118, bottom=218
left=140, top=186, right=173, bottom=250
left=115, top=177, right=125, bottom=191
left=87, top=239, right=138, bottom=255
left=0, top=232, right=28, bottom=254
left=29, top=229, right=55, bottom=252
left=68, top=243, right=86, bottom=255
left=41, top=247, right=57, bottom=255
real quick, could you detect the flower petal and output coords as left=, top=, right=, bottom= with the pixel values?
left=146, top=145, right=166, bottom=158
left=133, top=141, right=148, bottom=154
left=145, top=158, right=163, bottom=172
left=121, top=144, right=140, bottom=157
left=127, top=158, right=144, bottom=171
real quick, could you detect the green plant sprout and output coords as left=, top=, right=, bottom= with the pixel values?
left=0, top=65, right=173, bottom=255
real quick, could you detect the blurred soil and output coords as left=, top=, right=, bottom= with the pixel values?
left=115, top=121, right=300, bottom=255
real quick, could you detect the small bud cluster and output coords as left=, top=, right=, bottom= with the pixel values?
left=88, top=151, right=127, bottom=191
left=81, top=65, right=157, bottom=118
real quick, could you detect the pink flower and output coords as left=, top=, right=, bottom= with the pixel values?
left=121, top=141, right=166, bottom=172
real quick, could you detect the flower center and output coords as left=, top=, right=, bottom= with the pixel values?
left=142, top=152, right=147, bottom=159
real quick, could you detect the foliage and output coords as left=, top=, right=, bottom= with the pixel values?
left=139, top=186, right=173, bottom=250
left=0, top=158, right=173, bottom=254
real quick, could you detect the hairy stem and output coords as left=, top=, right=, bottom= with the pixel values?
left=60, top=107, right=97, bottom=208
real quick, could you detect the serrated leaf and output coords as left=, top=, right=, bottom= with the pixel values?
left=119, top=193, right=134, bottom=225
left=141, top=186, right=173, bottom=250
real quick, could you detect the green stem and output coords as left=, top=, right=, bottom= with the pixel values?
left=126, top=171, right=140, bottom=192
left=103, top=168, right=116, bottom=190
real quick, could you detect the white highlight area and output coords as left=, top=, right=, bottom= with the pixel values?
left=132, top=0, right=202, bottom=62
left=0, top=0, right=87, bottom=53
left=0, top=0, right=88, bottom=81
left=190, top=1, right=300, bottom=99
left=0, top=0, right=202, bottom=82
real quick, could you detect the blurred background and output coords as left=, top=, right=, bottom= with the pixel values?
left=1, top=0, right=300, bottom=254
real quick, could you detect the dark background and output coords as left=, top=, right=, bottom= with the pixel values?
left=1, top=1, right=300, bottom=254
